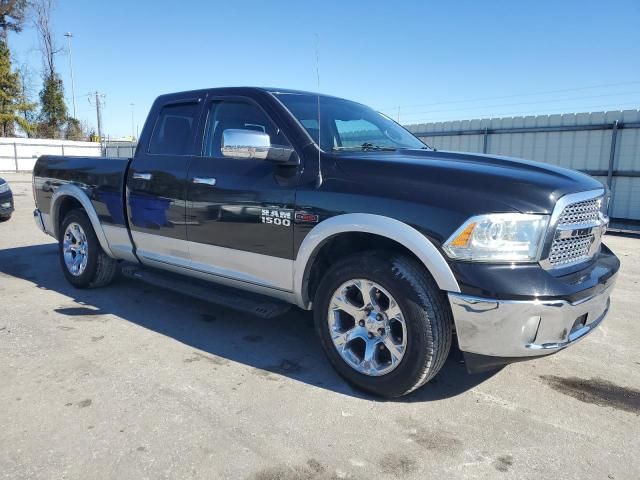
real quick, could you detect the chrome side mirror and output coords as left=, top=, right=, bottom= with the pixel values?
left=221, top=129, right=298, bottom=164
left=221, top=129, right=270, bottom=160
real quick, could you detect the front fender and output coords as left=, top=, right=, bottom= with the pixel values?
left=293, top=213, right=461, bottom=308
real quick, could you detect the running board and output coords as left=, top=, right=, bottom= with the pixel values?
left=120, top=264, right=292, bottom=319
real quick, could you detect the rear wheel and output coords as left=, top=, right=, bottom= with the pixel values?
left=0, top=214, right=10, bottom=222
left=59, top=209, right=118, bottom=288
left=314, top=251, right=452, bottom=398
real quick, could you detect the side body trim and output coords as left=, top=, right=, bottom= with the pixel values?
left=190, top=240, right=293, bottom=291
left=131, top=230, right=191, bottom=266
left=293, top=213, right=461, bottom=308
left=104, top=225, right=137, bottom=262
left=132, top=230, right=294, bottom=292
left=139, top=256, right=298, bottom=305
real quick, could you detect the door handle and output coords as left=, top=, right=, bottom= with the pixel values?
left=133, top=172, right=152, bottom=180
left=192, top=177, right=217, bottom=186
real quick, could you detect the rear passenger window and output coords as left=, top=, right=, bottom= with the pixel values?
left=148, top=102, right=199, bottom=155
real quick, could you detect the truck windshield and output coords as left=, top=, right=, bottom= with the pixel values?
left=272, top=92, right=428, bottom=152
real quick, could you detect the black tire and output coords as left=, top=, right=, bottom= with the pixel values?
left=314, top=251, right=452, bottom=398
left=59, top=209, right=118, bottom=288
left=0, top=214, right=10, bottom=222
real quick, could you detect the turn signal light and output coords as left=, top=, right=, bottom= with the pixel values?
left=450, top=222, right=476, bottom=247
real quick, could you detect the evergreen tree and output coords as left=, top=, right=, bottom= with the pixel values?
left=0, top=0, right=28, bottom=44
left=0, top=39, right=34, bottom=136
left=38, top=72, right=66, bottom=138
left=33, top=0, right=68, bottom=138
left=65, top=117, right=83, bottom=140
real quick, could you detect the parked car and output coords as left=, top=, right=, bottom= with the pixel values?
left=0, top=177, right=14, bottom=221
left=32, top=87, right=619, bottom=397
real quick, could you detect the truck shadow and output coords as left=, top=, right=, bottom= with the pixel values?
left=0, top=243, right=499, bottom=402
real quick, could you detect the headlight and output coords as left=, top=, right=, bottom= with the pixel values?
left=0, top=182, right=9, bottom=194
left=443, top=213, right=549, bottom=262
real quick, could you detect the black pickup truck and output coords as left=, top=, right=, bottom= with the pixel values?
left=32, top=87, right=619, bottom=397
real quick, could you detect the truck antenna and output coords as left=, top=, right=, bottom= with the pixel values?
left=315, top=34, right=323, bottom=188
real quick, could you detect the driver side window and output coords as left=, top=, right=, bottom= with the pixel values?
left=202, top=100, right=290, bottom=157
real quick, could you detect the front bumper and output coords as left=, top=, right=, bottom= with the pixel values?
left=449, top=278, right=615, bottom=361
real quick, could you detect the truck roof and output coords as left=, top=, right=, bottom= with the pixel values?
left=154, top=86, right=346, bottom=102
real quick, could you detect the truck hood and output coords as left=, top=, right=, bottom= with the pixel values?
left=332, top=149, right=604, bottom=215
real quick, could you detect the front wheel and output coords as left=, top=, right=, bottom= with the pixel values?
left=59, top=209, right=118, bottom=288
left=314, top=251, right=452, bottom=398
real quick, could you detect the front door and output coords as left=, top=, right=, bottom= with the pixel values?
left=127, top=99, right=201, bottom=268
left=185, top=97, right=299, bottom=291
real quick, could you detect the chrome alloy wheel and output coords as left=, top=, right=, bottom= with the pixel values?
left=63, top=222, right=89, bottom=276
left=327, top=279, right=407, bottom=376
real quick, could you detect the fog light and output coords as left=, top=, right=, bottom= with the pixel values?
left=522, top=316, right=541, bottom=344
left=571, top=314, right=588, bottom=333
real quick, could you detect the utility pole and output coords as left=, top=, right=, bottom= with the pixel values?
left=64, top=32, right=77, bottom=119
left=130, top=103, right=135, bottom=140
left=92, top=91, right=105, bottom=145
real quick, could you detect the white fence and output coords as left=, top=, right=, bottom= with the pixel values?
left=406, top=110, right=640, bottom=221
left=0, top=138, right=101, bottom=171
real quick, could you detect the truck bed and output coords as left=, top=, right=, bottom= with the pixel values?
left=33, top=155, right=131, bottom=229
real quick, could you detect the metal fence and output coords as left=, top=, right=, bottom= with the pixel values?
left=0, top=139, right=138, bottom=171
left=103, top=141, right=137, bottom=158
left=406, top=110, right=640, bottom=221
left=0, top=139, right=101, bottom=171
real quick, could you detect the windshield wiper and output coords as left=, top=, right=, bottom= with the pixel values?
left=332, top=143, right=396, bottom=152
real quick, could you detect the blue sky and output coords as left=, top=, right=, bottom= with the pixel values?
left=9, top=0, right=640, bottom=138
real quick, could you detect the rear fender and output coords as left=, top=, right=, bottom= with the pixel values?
left=50, top=184, right=116, bottom=258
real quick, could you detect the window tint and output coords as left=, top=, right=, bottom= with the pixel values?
left=148, top=102, right=198, bottom=155
left=334, top=119, right=387, bottom=147
left=274, top=93, right=426, bottom=151
left=203, top=100, right=290, bottom=157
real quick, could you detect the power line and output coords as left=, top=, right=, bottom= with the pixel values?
left=377, top=80, right=640, bottom=111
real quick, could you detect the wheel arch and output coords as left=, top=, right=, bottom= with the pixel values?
left=293, top=213, right=460, bottom=309
left=51, top=184, right=116, bottom=258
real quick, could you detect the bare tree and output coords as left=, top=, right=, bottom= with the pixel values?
left=16, top=61, right=38, bottom=136
left=32, top=0, right=62, bottom=79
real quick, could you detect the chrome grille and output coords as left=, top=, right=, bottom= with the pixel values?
left=557, top=198, right=601, bottom=226
left=548, top=234, right=594, bottom=267
left=543, top=191, right=607, bottom=270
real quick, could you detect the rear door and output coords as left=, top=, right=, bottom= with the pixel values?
left=127, top=98, right=202, bottom=268
left=185, top=96, right=299, bottom=291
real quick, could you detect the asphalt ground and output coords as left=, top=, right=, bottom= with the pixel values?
left=1, top=172, right=639, bottom=480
